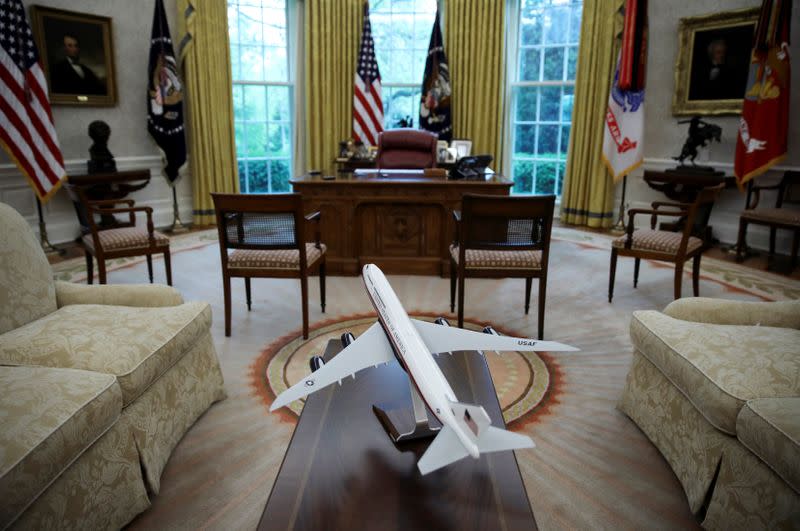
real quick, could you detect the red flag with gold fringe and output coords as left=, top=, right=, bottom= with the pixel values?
left=734, top=0, right=791, bottom=188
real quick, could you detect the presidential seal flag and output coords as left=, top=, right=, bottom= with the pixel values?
left=0, top=0, right=65, bottom=202
left=419, top=10, right=451, bottom=141
left=734, top=0, right=791, bottom=189
left=602, top=0, right=647, bottom=182
left=148, top=0, right=186, bottom=184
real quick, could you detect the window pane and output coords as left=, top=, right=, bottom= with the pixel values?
left=542, top=47, right=565, bottom=81
left=561, top=86, right=574, bottom=122
left=513, top=160, right=534, bottom=194
left=238, top=160, right=248, bottom=192
left=268, top=85, right=291, bottom=121
left=238, top=6, right=263, bottom=44
left=559, top=125, right=571, bottom=156
left=519, top=48, right=541, bottom=81
left=569, top=6, right=582, bottom=44
left=240, top=45, right=265, bottom=81
left=515, top=87, right=538, bottom=122
left=247, top=160, right=270, bottom=193
left=230, top=44, right=241, bottom=79
left=544, top=7, right=569, bottom=45
left=536, top=125, right=559, bottom=158
left=243, top=85, right=266, bottom=121
left=520, top=2, right=543, bottom=46
left=234, top=122, right=246, bottom=154
left=270, top=160, right=291, bottom=192
left=232, top=85, right=244, bottom=117
left=263, top=8, right=286, bottom=46
left=228, top=6, right=239, bottom=43
left=265, top=46, right=287, bottom=82
left=539, top=86, right=560, bottom=121
left=244, top=123, right=267, bottom=156
left=267, top=123, right=291, bottom=157
left=556, top=161, right=567, bottom=195
left=514, top=124, right=536, bottom=157
left=566, top=46, right=578, bottom=80
left=535, top=161, right=557, bottom=194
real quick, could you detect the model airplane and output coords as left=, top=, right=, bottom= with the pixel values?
left=270, top=264, right=578, bottom=474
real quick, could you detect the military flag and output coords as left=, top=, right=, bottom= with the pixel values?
left=734, top=0, right=791, bottom=188
left=147, top=0, right=186, bottom=184
left=419, top=10, right=451, bottom=141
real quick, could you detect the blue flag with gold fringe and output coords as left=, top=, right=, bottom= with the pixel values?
left=147, top=0, right=186, bottom=184
left=419, top=10, right=452, bottom=142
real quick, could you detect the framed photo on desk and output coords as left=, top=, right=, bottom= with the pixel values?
left=452, top=139, right=472, bottom=159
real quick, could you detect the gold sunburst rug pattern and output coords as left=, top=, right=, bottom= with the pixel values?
left=249, top=313, right=563, bottom=429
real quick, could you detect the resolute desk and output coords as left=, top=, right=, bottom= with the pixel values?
left=289, top=171, right=513, bottom=276
left=258, top=339, right=537, bottom=531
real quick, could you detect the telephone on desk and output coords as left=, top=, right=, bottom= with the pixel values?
left=450, top=155, right=493, bottom=180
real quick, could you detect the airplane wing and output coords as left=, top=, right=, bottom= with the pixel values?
left=411, top=319, right=578, bottom=354
left=270, top=322, right=395, bottom=411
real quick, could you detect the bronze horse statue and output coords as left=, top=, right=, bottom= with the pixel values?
left=674, top=117, right=722, bottom=166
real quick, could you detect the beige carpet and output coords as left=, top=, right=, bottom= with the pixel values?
left=94, top=230, right=797, bottom=530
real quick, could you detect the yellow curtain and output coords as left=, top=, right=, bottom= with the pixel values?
left=178, top=0, right=239, bottom=225
left=304, top=1, right=363, bottom=172
left=560, top=0, right=624, bottom=228
left=444, top=1, right=506, bottom=173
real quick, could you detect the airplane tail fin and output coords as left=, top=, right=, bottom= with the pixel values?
left=417, top=401, right=535, bottom=475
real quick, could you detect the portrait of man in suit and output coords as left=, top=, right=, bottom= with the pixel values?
left=32, top=6, right=116, bottom=105
left=50, top=33, right=106, bottom=95
left=687, top=25, right=752, bottom=102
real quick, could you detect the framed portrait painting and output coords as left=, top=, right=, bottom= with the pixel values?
left=30, top=6, right=117, bottom=106
left=672, top=7, right=759, bottom=116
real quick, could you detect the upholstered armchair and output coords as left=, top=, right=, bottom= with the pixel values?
left=376, top=129, right=438, bottom=169
left=0, top=203, right=226, bottom=529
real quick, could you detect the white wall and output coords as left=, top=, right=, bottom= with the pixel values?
left=617, top=0, right=800, bottom=251
left=0, top=0, right=192, bottom=244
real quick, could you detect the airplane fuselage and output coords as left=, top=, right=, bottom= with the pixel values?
left=362, top=264, right=480, bottom=458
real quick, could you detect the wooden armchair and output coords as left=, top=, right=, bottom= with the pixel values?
left=736, top=171, right=800, bottom=271
left=75, top=189, right=171, bottom=285
left=609, top=184, right=723, bottom=302
left=450, top=194, right=555, bottom=339
left=211, top=193, right=326, bottom=339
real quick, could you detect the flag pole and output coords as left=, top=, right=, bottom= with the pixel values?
left=611, top=174, right=628, bottom=234
left=167, top=185, right=188, bottom=233
left=36, top=196, right=64, bottom=255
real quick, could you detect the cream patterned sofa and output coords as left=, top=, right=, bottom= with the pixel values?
left=0, top=203, right=226, bottom=529
left=619, top=297, right=800, bottom=529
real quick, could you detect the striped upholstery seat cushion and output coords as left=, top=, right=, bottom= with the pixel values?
left=228, top=243, right=326, bottom=270
left=450, top=245, right=541, bottom=270
left=740, top=207, right=800, bottom=226
left=612, top=229, right=702, bottom=255
left=82, top=227, right=169, bottom=252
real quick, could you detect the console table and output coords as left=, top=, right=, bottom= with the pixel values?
left=259, top=338, right=537, bottom=531
left=290, top=172, right=513, bottom=275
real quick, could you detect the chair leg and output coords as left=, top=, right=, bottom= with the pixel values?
left=692, top=255, right=701, bottom=297
left=319, top=261, right=326, bottom=313
left=791, top=231, right=799, bottom=271
left=524, top=277, right=532, bottom=314
left=633, top=258, right=641, bottom=288
left=735, top=219, right=747, bottom=263
left=301, top=275, right=309, bottom=340
left=146, top=254, right=154, bottom=283
left=457, top=273, right=465, bottom=328
left=608, top=249, right=618, bottom=303
left=449, top=260, right=456, bottom=313
left=98, top=259, right=107, bottom=285
left=223, top=274, right=232, bottom=337
left=674, top=262, right=684, bottom=300
left=245, top=277, right=252, bottom=311
left=768, top=227, right=777, bottom=267
left=164, top=249, right=172, bottom=286
left=84, top=251, right=94, bottom=285
left=537, top=276, right=547, bottom=341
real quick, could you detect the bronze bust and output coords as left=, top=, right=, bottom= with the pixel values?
left=87, top=120, right=117, bottom=174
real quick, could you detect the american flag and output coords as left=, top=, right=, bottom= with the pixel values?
left=352, top=5, right=383, bottom=147
left=0, top=0, right=65, bottom=202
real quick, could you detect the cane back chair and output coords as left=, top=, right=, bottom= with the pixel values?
left=736, top=171, right=800, bottom=271
left=609, top=184, right=723, bottom=302
left=212, top=193, right=326, bottom=339
left=450, top=193, right=555, bottom=340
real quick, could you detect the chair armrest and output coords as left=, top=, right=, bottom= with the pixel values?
left=626, top=208, right=689, bottom=232
left=88, top=199, right=135, bottom=208
left=56, top=281, right=184, bottom=308
left=305, top=211, right=321, bottom=247
left=663, top=298, right=800, bottom=329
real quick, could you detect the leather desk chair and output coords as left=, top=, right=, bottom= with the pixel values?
left=376, top=129, right=438, bottom=169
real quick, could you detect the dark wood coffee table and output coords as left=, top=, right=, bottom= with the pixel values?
left=258, top=338, right=537, bottom=531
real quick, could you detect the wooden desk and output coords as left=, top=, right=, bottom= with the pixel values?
left=290, top=172, right=513, bottom=275
left=259, top=339, right=537, bottom=531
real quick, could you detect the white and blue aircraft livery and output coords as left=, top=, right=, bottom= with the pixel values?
left=270, top=264, right=578, bottom=475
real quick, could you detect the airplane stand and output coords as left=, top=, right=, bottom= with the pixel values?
left=373, top=383, right=441, bottom=443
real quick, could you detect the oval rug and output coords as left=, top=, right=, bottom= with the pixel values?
left=249, top=312, right=563, bottom=428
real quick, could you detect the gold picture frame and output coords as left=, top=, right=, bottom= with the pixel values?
left=30, top=5, right=117, bottom=106
left=672, top=7, right=759, bottom=116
